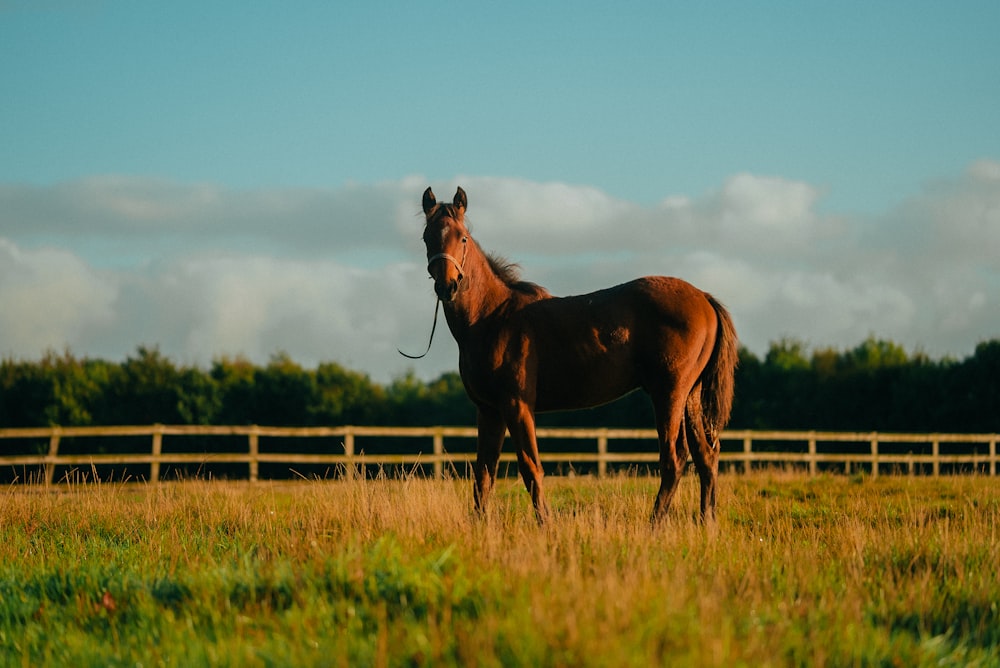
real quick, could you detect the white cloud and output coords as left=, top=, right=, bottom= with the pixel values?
left=720, top=173, right=819, bottom=228
left=0, top=176, right=418, bottom=261
left=690, top=174, right=848, bottom=258
left=0, top=239, right=117, bottom=355
left=1, top=163, right=998, bottom=379
left=927, top=161, right=1000, bottom=266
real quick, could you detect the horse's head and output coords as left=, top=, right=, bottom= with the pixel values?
left=422, top=186, right=469, bottom=303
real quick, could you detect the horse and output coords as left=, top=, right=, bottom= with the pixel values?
left=417, top=186, right=738, bottom=524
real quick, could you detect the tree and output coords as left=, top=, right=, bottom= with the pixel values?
left=765, top=337, right=811, bottom=371
left=759, top=338, right=818, bottom=429
left=100, top=346, right=204, bottom=424
left=311, top=362, right=386, bottom=424
left=0, top=357, right=54, bottom=427
left=212, top=356, right=257, bottom=425
left=386, top=371, right=475, bottom=426
left=43, top=352, right=116, bottom=426
left=840, top=336, right=909, bottom=372
left=944, top=340, right=1000, bottom=432
left=250, top=353, right=316, bottom=426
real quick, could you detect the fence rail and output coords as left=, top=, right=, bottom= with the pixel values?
left=0, top=425, right=997, bottom=484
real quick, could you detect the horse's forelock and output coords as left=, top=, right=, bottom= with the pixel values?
left=426, top=203, right=464, bottom=224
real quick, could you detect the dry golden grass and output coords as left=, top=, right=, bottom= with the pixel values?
left=2, top=471, right=999, bottom=666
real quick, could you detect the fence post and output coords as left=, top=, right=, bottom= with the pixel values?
left=343, top=428, right=355, bottom=480
left=743, top=435, right=752, bottom=474
left=151, top=424, right=163, bottom=483
left=432, top=428, right=444, bottom=480
left=870, top=433, right=879, bottom=479
left=248, top=426, right=260, bottom=483
left=597, top=429, right=608, bottom=478
left=990, top=438, right=997, bottom=477
left=807, top=432, right=817, bottom=476
left=932, top=438, right=940, bottom=476
left=45, top=427, right=61, bottom=485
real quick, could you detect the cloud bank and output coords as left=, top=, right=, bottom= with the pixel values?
left=1, top=162, right=998, bottom=381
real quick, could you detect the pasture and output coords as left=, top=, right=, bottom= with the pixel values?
left=2, top=473, right=998, bottom=666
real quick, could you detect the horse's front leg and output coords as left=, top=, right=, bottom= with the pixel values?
left=473, top=407, right=506, bottom=516
left=507, top=402, right=551, bottom=525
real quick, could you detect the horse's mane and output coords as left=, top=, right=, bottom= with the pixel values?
left=485, top=252, right=550, bottom=299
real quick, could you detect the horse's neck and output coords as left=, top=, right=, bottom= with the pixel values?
left=444, top=251, right=512, bottom=337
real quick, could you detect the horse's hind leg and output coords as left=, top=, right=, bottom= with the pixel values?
left=686, top=387, right=719, bottom=523
left=649, top=389, right=689, bottom=524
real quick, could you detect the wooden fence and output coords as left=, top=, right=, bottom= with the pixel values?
left=0, top=425, right=997, bottom=484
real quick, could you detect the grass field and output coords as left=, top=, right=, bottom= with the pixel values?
left=2, top=471, right=999, bottom=667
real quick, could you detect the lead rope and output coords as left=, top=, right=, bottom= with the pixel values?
left=398, top=236, right=467, bottom=360
left=397, top=297, right=442, bottom=359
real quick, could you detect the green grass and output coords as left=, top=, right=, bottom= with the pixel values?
left=2, top=472, right=999, bottom=666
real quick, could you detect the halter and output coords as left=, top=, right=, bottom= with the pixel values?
left=426, top=236, right=468, bottom=279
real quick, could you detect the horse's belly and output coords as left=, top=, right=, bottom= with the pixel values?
left=533, top=357, right=639, bottom=412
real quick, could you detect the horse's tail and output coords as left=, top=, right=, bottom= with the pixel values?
left=699, top=294, right=739, bottom=443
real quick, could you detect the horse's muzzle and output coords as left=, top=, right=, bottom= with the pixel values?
left=427, top=250, right=466, bottom=303
left=434, top=276, right=462, bottom=302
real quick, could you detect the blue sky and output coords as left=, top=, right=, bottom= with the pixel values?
left=2, top=1, right=999, bottom=381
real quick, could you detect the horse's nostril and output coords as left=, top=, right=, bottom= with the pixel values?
left=434, top=279, right=458, bottom=302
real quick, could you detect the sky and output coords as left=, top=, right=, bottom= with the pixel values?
left=2, top=1, right=999, bottom=383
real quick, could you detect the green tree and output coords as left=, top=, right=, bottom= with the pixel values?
left=765, top=337, right=811, bottom=371
left=43, top=352, right=116, bottom=426
left=311, top=361, right=386, bottom=424
left=386, top=371, right=475, bottom=426
left=729, top=347, right=764, bottom=428
left=0, top=357, right=53, bottom=427
left=945, top=340, right=1000, bottom=432
left=760, top=338, right=818, bottom=429
left=212, top=356, right=257, bottom=425
left=101, top=346, right=207, bottom=424
left=251, top=353, right=316, bottom=425
left=840, top=336, right=909, bottom=372
left=175, top=366, right=220, bottom=425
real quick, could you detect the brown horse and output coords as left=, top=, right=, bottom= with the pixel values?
left=419, top=186, right=738, bottom=524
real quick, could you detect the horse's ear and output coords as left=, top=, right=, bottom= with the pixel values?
left=453, top=187, right=467, bottom=213
left=422, top=187, right=437, bottom=215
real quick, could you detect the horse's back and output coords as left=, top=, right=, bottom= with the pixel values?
left=552, top=276, right=717, bottom=336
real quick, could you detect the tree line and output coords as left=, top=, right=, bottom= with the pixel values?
left=1, top=338, right=998, bottom=433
